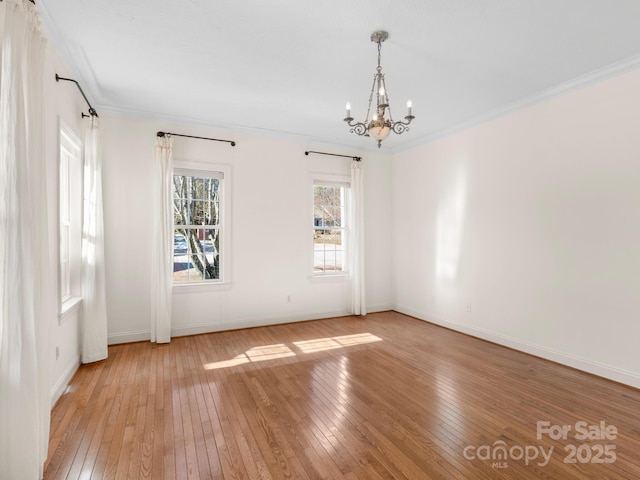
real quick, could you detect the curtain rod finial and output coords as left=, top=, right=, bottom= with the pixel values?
left=157, top=131, right=166, bottom=138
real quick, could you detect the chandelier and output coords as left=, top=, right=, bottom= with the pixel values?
left=344, top=31, right=414, bottom=148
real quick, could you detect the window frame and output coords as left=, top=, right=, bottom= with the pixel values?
left=172, top=161, right=231, bottom=289
left=311, top=174, right=350, bottom=276
left=58, top=119, right=83, bottom=313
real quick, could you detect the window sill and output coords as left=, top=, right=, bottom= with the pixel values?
left=60, top=296, right=82, bottom=322
left=308, top=273, right=350, bottom=283
left=173, top=282, right=233, bottom=294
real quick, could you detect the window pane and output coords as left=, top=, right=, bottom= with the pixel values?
left=203, top=228, right=220, bottom=279
left=61, top=262, right=70, bottom=299
left=173, top=176, right=220, bottom=226
left=190, top=177, right=219, bottom=200
left=314, top=229, right=344, bottom=273
left=60, top=153, right=69, bottom=219
left=314, top=185, right=342, bottom=228
left=173, top=231, right=189, bottom=281
left=173, top=228, right=221, bottom=282
left=60, top=225, right=70, bottom=262
left=187, top=254, right=205, bottom=282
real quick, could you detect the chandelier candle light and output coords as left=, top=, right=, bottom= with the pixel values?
left=344, top=30, right=415, bottom=148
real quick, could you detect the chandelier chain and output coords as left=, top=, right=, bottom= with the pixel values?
left=365, top=75, right=376, bottom=124
left=383, top=76, right=394, bottom=123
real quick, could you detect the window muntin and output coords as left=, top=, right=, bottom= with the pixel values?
left=313, top=182, right=348, bottom=274
left=173, top=172, right=223, bottom=283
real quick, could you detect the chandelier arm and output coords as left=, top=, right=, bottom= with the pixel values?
left=391, top=123, right=409, bottom=135
left=351, top=123, right=368, bottom=136
left=391, top=115, right=415, bottom=134
left=344, top=119, right=368, bottom=136
left=392, top=114, right=415, bottom=127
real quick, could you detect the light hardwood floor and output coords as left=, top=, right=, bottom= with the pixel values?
left=45, top=312, right=640, bottom=479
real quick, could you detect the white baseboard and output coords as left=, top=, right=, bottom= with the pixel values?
left=366, top=303, right=394, bottom=314
left=394, top=306, right=640, bottom=390
left=108, top=329, right=150, bottom=345
left=170, top=309, right=352, bottom=338
left=50, top=358, right=80, bottom=408
left=108, top=306, right=396, bottom=345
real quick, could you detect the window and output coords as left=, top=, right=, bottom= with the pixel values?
left=173, top=167, right=225, bottom=283
left=313, top=180, right=349, bottom=274
left=59, top=121, right=82, bottom=306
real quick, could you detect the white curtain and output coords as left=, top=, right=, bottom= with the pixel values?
left=0, top=0, right=52, bottom=478
left=81, top=118, right=108, bottom=363
left=150, top=136, right=173, bottom=343
left=349, top=160, right=366, bottom=315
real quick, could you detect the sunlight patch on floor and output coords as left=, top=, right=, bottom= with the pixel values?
left=246, top=343, right=296, bottom=361
left=294, top=333, right=382, bottom=353
left=203, top=344, right=295, bottom=370
left=203, top=333, right=382, bottom=370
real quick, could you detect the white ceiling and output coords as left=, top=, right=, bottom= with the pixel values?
left=39, top=0, right=640, bottom=151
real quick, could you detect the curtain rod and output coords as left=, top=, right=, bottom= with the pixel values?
left=157, top=131, right=236, bottom=146
left=55, top=74, right=98, bottom=118
left=305, top=150, right=361, bottom=162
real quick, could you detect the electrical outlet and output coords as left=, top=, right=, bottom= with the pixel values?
left=55, top=346, right=60, bottom=360
left=286, top=295, right=292, bottom=304
left=466, top=303, right=472, bottom=313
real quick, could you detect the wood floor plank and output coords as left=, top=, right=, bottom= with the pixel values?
left=45, top=361, right=105, bottom=480
left=45, top=312, right=640, bottom=479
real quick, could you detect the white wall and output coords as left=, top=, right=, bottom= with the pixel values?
left=50, top=63, right=640, bottom=392
left=69, top=52, right=639, bottom=390
left=393, top=68, right=640, bottom=388
left=44, top=54, right=87, bottom=405
left=101, top=116, right=393, bottom=343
